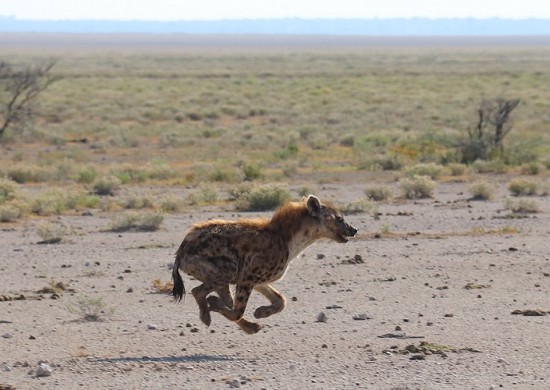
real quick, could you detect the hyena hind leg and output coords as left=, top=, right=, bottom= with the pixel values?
left=191, top=283, right=215, bottom=327
left=216, top=285, right=234, bottom=307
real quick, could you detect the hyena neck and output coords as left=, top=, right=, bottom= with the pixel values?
left=268, top=203, right=320, bottom=262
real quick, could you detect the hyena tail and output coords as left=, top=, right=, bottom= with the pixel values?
left=172, top=260, right=185, bottom=302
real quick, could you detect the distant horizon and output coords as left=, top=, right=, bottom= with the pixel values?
left=1, top=17, right=550, bottom=36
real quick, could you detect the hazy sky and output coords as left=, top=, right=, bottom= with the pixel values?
left=0, top=0, right=548, bottom=21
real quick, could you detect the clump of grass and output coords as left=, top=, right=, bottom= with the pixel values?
left=36, top=221, right=68, bottom=244
left=152, top=279, right=174, bottom=294
left=31, top=188, right=99, bottom=216
left=75, top=165, right=98, bottom=184
left=404, top=163, right=447, bottom=179
left=365, top=185, right=392, bottom=201
left=239, top=161, right=263, bottom=181
left=4, top=163, right=53, bottom=183
left=92, top=175, right=121, bottom=196
left=505, top=198, right=539, bottom=214
left=469, top=182, right=495, bottom=201
left=31, top=190, right=67, bottom=216
left=340, top=199, right=375, bottom=214
left=159, top=195, right=185, bottom=213
left=235, top=184, right=291, bottom=211
left=0, top=178, right=19, bottom=203
left=0, top=203, right=23, bottom=222
left=447, top=163, right=468, bottom=176
left=67, top=295, right=114, bottom=322
left=109, top=212, right=164, bottom=232
left=508, top=178, right=537, bottom=196
left=471, top=160, right=507, bottom=174
left=119, top=193, right=154, bottom=209
left=186, top=187, right=218, bottom=206
left=521, top=162, right=543, bottom=175
left=399, top=175, right=436, bottom=199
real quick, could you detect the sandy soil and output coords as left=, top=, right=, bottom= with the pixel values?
left=1, top=179, right=549, bottom=389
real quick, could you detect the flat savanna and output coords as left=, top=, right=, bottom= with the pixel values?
left=0, top=35, right=549, bottom=389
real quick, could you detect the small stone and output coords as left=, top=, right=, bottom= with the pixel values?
left=444, top=313, right=454, bottom=318
left=410, top=354, right=426, bottom=361
left=395, top=325, right=402, bottom=331
left=36, top=362, right=53, bottom=377
left=190, top=327, right=199, bottom=333
left=316, top=312, right=327, bottom=322
left=291, top=296, right=298, bottom=302
left=2, top=332, right=12, bottom=339
left=29, top=335, right=36, bottom=340
left=147, top=324, right=158, bottom=330
left=352, top=313, right=370, bottom=321
left=317, top=254, right=325, bottom=260
left=227, top=379, right=240, bottom=388
left=126, top=287, right=133, bottom=293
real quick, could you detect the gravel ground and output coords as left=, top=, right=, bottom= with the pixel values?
left=1, top=180, right=549, bottom=389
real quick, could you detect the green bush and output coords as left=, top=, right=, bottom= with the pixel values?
left=508, top=179, right=537, bottom=196
left=469, top=182, right=494, bottom=200
left=505, top=198, right=539, bottom=214
left=235, top=184, right=291, bottom=211
left=109, top=212, right=164, bottom=232
left=0, top=204, right=22, bottom=222
left=365, top=185, right=392, bottom=201
left=92, top=175, right=121, bottom=196
left=404, top=163, right=447, bottom=179
left=0, top=178, right=18, bottom=203
left=399, top=175, right=436, bottom=199
left=36, top=221, right=68, bottom=243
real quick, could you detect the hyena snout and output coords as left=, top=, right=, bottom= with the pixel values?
left=334, top=220, right=358, bottom=243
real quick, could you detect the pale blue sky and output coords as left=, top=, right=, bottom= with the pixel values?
left=0, top=0, right=548, bottom=20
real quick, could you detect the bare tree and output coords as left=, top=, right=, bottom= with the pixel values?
left=0, top=59, right=59, bottom=139
left=463, top=97, right=520, bottom=162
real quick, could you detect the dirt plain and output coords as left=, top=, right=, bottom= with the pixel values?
left=1, top=176, right=549, bottom=389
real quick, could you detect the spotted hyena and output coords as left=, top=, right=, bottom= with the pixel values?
left=172, top=195, right=357, bottom=334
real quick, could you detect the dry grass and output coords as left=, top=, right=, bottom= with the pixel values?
left=2, top=41, right=550, bottom=219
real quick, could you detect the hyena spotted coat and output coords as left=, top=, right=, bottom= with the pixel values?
left=172, top=195, right=357, bottom=334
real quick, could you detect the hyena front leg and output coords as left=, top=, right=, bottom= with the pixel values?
left=253, top=284, right=286, bottom=319
left=208, top=282, right=262, bottom=334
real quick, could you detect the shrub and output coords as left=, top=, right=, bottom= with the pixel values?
left=471, top=160, right=507, bottom=174
left=119, top=194, right=154, bottom=209
left=521, top=162, right=543, bottom=175
left=399, top=175, right=436, bottom=199
left=235, top=184, right=291, bottom=211
left=31, top=190, right=66, bottom=216
left=36, top=221, right=67, bottom=243
left=92, top=175, right=121, bottom=196
left=0, top=204, right=22, bottom=222
left=469, top=182, right=494, bottom=200
left=67, top=295, right=114, bottom=322
left=186, top=187, right=218, bottom=206
left=76, top=165, right=98, bottom=184
left=159, top=196, right=185, bottom=213
left=0, top=178, right=18, bottom=203
left=448, top=163, right=468, bottom=176
left=508, top=179, right=537, bottom=196
left=5, top=164, right=52, bottom=183
left=240, top=161, right=263, bottom=181
left=109, top=212, right=164, bottom=232
left=404, top=163, right=447, bottom=179
left=505, top=198, right=539, bottom=214
left=365, top=185, right=392, bottom=201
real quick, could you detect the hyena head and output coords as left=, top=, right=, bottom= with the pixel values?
left=305, top=195, right=358, bottom=243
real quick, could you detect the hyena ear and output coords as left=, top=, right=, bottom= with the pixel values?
left=306, top=195, right=322, bottom=218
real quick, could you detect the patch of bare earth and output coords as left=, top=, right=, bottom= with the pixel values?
left=1, top=180, right=549, bottom=389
